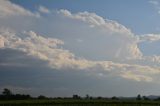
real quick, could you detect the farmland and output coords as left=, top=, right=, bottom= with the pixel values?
left=1, top=88, right=160, bottom=106
left=1, top=99, right=160, bottom=106
left=0, top=76, right=157, bottom=106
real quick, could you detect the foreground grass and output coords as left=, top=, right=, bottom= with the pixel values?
left=1, top=99, right=160, bottom=106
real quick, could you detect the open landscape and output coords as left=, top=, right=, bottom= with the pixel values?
left=1, top=0, right=160, bottom=106
left=1, top=99, right=160, bottom=106
left=1, top=88, right=160, bottom=106
left=0, top=100, right=158, bottom=106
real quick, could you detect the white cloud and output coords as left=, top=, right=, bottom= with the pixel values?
left=149, top=0, right=159, bottom=5
left=0, top=0, right=39, bottom=18
left=0, top=36, right=4, bottom=48
left=58, top=9, right=132, bottom=35
left=38, top=6, right=50, bottom=14
left=139, top=34, right=160, bottom=42
left=58, top=9, right=142, bottom=60
left=149, top=0, right=160, bottom=15
left=120, top=71, right=152, bottom=82
left=143, top=55, right=160, bottom=65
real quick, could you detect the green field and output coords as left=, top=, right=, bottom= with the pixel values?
left=1, top=99, right=160, bottom=106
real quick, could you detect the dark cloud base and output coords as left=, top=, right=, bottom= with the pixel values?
left=0, top=48, right=159, bottom=97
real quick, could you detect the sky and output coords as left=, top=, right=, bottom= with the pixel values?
left=0, top=0, right=160, bottom=97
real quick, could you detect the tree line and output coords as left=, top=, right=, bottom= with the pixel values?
left=1, top=88, right=160, bottom=101
left=0, top=88, right=32, bottom=100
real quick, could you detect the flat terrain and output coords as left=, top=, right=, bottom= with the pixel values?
left=0, top=99, right=160, bottom=106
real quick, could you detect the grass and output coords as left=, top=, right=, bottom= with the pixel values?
left=0, top=99, right=160, bottom=106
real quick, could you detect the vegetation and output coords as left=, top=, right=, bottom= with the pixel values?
left=1, top=88, right=160, bottom=106
left=0, top=88, right=31, bottom=100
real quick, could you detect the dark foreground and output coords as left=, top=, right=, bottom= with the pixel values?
left=1, top=99, right=160, bottom=106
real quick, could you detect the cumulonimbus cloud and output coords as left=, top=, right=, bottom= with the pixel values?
left=58, top=9, right=143, bottom=60
left=0, top=0, right=160, bottom=82
left=0, top=29, right=160, bottom=82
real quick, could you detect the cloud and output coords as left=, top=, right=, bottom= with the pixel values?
left=149, top=0, right=160, bottom=15
left=120, top=71, right=152, bottom=82
left=142, top=55, right=160, bottom=65
left=76, top=39, right=83, bottom=43
left=0, top=29, right=160, bottom=82
left=0, top=0, right=39, bottom=18
left=0, top=37, right=4, bottom=48
left=58, top=9, right=132, bottom=35
left=149, top=0, right=159, bottom=5
left=58, top=9, right=142, bottom=60
left=0, top=3, right=143, bottom=61
left=139, top=34, right=160, bottom=42
left=38, top=6, right=50, bottom=14
left=0, top=1, right=159, bottom=83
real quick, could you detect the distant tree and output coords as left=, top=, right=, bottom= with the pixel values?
left=143, top=96, right=150, bottom=100
left=155, top=97, right=160, bottom=101
left=72, top=94, right=80, bottom=99
left=111, top=96, right=119, bottom=100
left=38, top=95, right=47, bottom=99
left=1, top=88, right=13, bottom=100
left=97, top=96, right=102, bottom=99
left=85, top=94, right=90, bottom=99
left=136, top=94, right=141, bottom=100
left=14, top=94, right=31, bottom=100
left=89, top=96, right=93, bottom=99
left=2, top=88, right=12, bottom=96
left=0, top=88, right=33, bottom=100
